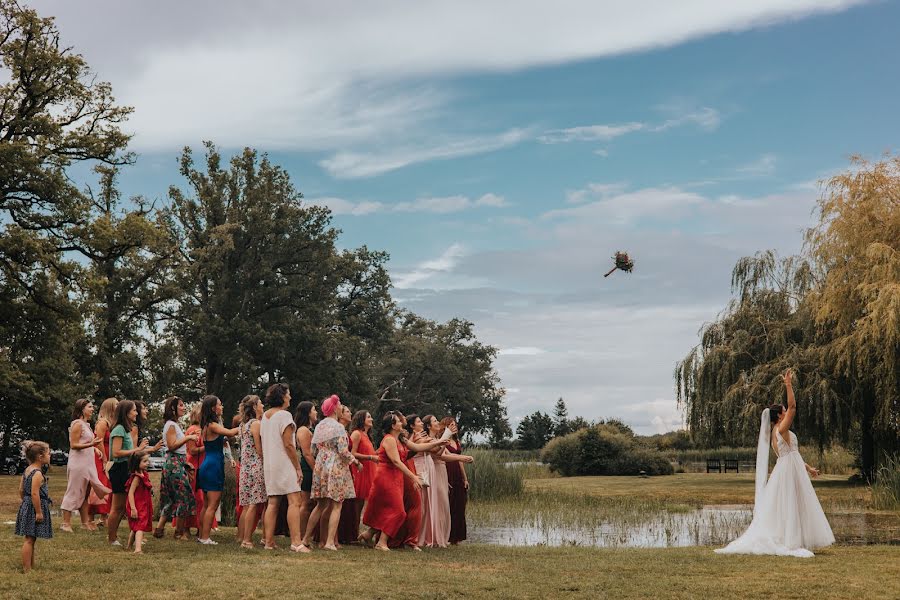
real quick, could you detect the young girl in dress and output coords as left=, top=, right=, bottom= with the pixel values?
left=15, top=441, right=52, bottom=573
left=125, top=451, right=153, bottom=554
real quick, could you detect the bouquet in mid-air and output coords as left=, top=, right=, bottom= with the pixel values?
left=604, top=251, right=635, bottom=278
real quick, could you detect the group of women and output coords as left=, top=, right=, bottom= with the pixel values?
left=58, top=383, right=474, bottom=553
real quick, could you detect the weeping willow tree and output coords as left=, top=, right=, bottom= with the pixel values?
left=805, top=156, right=900, bottom=480
left=676, top=156, right=900, bottom=480
left=674, top=252, right=847, bottom=449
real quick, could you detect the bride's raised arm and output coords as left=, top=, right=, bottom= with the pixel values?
left=778, top=368, right=797, bottom=435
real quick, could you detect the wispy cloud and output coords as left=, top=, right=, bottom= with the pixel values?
left=538, top=108, right=721, bottom=145
left=736, top=153, right=777, bottom=176
left=539, top=122, right=645, bottom=144
left=393, top=243, right=466, bottom=289
left=500, top=346, right=547, bottom=356
left=307, top=193, right=508, bottom=216
left=38, top=1, right=868, bottom=151
left=319, top=129, right=531, bottom=178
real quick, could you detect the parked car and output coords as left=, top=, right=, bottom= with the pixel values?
left=3, top=456, right=27, bottom=476
left=50, top=450, right=69, bottom=466
left=147, top=450, right=165, bottom=471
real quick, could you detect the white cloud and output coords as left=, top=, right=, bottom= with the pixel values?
left=390, top=182, right=820, bottom=432
left=736, top=153, right=778, bottom=176
left=318, top=129, right=531, bottom=178
left=392, top=243, right=466, bottom=289
left=539, top=107, right=721, bottom=145
left=305, top=197, right=384, bottom=216
left=307, top=193, right=508, bottom=216
left=545, top=185, right=707, bottom=224
left=500, top=346, right=548, bottom=356
left=33, top=0, right=869, bottom=155
left=539, top=122, right=645, bottom=144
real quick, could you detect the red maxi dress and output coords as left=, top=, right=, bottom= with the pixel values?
left=390, top=446, right=423, bottom=548
left=89, top=428, right=113, bottom=516
left=362, top=438, right=407, bottom=540
left=339, top=430, right=377, bottom=543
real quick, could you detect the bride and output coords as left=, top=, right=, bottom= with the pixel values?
left=716, top=369, right=835, bottom=557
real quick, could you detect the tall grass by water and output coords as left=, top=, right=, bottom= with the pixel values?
left=872, top=454, right=900, bottom=510
left=467, top=448, right=525, bottom=501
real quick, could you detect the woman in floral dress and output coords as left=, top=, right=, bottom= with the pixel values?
left=238, top=394, right=266, bottom=548
left=301, top=395, right=360, bottom=550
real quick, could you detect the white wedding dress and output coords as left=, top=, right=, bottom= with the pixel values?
left=716, top=410, right=835, bottom=558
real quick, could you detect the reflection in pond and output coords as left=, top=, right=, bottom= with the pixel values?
left=469, top=506, right=900, bottom=548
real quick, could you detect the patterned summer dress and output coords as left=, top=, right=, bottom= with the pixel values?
left=239, top=419, right=267, bottom=506
left=16, top=468, right=53, bottom=539
left=310, top=417, right=356, bottom=502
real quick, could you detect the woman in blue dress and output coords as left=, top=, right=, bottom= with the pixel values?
left=197, top=394, right=239, bottom=545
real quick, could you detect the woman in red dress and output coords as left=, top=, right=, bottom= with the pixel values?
left=89, top=397, right=117, bottom=527
left=389, top=413, right=429, bottom=550
left=342, top=410, right=377, bottom=543
left=361, top=413, right=423, bottom=551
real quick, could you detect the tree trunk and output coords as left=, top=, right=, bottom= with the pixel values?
left=206, top=355, right=225, bottom=398
left=860, top=383, right=876, bottom=482
left=0, top=415, right=12, bottom=464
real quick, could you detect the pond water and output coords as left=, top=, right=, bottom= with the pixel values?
left=469, top=506, right=900, bottom=548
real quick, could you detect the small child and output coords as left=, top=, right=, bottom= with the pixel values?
left=15, top=440, right=53, bottom=573
left=125, top=451, right=153, bottom=553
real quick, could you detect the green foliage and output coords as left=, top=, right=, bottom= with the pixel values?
left=552, top=397, right=571, bottom=437
left=871, top=454, right=900, bottom=510
left=675, top=156, right=900, bottom=480
left=374, top=313, right=509, bottom=439
left=542, top=424, right=674, bottom=476
left=515, top=411, right=554, bottom=450
left=466, top=448, right=524, bottom=501
left=0, top=3, right=513, bottom=450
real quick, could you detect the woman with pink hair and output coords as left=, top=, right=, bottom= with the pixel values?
left=301, top=395, right=361, bottom=550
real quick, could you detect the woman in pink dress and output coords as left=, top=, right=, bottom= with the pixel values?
left=419, top=415, right=473, bottom=548
left=60, top=399, right=110, bottom=532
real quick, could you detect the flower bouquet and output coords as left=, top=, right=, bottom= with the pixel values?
left=604, top=251, right=634, bottom=277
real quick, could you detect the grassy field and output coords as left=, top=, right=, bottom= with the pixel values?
left=526, top=473, right=876, bottom=511
left=1, top=471, right=898, bottom=599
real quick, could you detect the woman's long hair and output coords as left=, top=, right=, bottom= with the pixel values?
left=98, top=397, right=118, bottom=425
left=112, top=400, right=136, bottom=432
left=241, top=395, right=260, bottom=424
left=350, top=410, right=369, bottom=432
left=293, top=401, right=315, bottom=429
left=440, top=416, right=459, bottom=443
left=71, top=398, right=91, bottom=421
left=199, top=395, right=220, bottom=431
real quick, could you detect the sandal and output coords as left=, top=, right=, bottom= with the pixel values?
left=290, top=544, right=311, bottom=553
left=240, top=541, right=254, bottom=549
left=153, top=527, right=165, bottom=539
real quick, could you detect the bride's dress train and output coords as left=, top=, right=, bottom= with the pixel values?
left=716, top=423, right=834, bottom=558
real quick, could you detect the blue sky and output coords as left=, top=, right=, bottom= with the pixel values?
left=36, top=0, right=899, bottom=434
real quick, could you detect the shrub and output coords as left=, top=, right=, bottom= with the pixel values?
left=541, top=424, right=674, bottom=476
left=541, top=435, right=582, bottom=476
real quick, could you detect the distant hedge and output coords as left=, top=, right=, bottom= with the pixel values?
left=541, top=424, right=674, bottom=476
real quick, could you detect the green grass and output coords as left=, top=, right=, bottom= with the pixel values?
left=526, top=473, right=877, bottom=512
left=1, top=471, right=898, bottom=599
